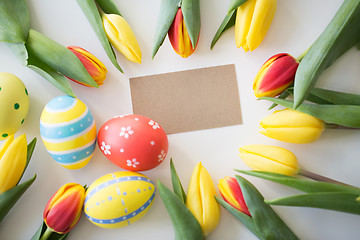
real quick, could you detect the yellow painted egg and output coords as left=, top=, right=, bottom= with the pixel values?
left=0, top=72, right=29, bottom=140
left=84, top=171, right=156, bottom=229
left=40, top=95, right=96, bottom=169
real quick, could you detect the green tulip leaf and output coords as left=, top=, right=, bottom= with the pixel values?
left=17, top=137, right=37, bottom=185
left=152, top=0, right=181, bottom=58
left=182, top=0, right=201, bottom=48
left=210, top=9, right=236, bottom=50
left=25, top=29, right=98, bottom=87
left=356, top=41, right=360, bottom=50
left=260, top=97, right=360, bottom=128
left=0, top=0, right=29, bottom=43
left=157, top=181, right=203, bottom=240
left=0, top=174, right=36, bottom=222
left=170, top=159, right=186, bottom=203
left=309, top=88, right=360, bottom=105
left=26, top=50, right=75, bottom=97
left=267, top=192, right=360, bottom=215
left=293, top=0, right=360, bottom=108
left=228, top=0, right=248, bottom=13
left=76, top=0, right=123, bottom=72
left=7, top=42, right=28, bottom=65
left=238, top=170, right=360, bottom=195
left=267, top=89, right=292, bottom=110
left=32, top=222, right=69, bottom=240
left=215, top=196, right=262, bottom=239
left=95, top=0, right=121, bottom=15
left=235, top=175, right=299, bottom=240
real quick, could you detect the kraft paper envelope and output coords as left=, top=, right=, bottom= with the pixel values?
left=129, top=64, right=242, bottom=134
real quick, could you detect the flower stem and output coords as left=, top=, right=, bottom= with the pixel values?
left=39, top=227, right=53, bottom=240
left=299, top=169, right=353, bottom=187
left=296, top=48, right=309, bottom=63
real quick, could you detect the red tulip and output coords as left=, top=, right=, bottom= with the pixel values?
left=253, top=53, right=299, bottom=97
left=43, top=183, right=85, bottom=234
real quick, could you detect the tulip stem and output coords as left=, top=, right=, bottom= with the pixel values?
left=299, top=169, right=354, bottom=187
left=39, top=227, right=53, bottom=240
left=296, top=48, right=309, bottom=63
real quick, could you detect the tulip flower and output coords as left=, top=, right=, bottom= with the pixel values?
left=102, top=14, right=142, bottom=64
left=168, top=8, right=198, bottom=58
left=239, top=144, right=299, bottom=176
left=186, top=162, right=220, bottom=236
left=253, top=53, right=299, bottom=97
left=260, top=108, right=325, bottom=144
left=0, top=134, right=27, bottom=194
left=235, top=0, right=277, bottom=52
left=43, top=183, right=85, bottom=236
left=218, top=176, right=250, bottom=216
left=67, top=46, right=107, bottom=86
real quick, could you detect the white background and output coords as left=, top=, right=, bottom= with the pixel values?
left=1, top=0, right=360, bottom=239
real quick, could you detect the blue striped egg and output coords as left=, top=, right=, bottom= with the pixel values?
left=84, top=171, right=156, bottom=228
left=40, top=95, right=96, bottom=169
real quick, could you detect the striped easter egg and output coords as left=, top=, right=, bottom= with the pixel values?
left=84, top=171, right=156, bottom=229
left=40, top=95, right=96, bottom=169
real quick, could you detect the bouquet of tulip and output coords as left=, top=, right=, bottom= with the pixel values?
left=211, top=0, right=277, bottom=51
left=77, top=0, right=142, bottom=70
left=0, top=0, right=106, bottom=97
left=157, top=159, right=220, bottom=239
left=0, top=135, right=36, bottom=222
left=152, top=0, right=200, bottom=58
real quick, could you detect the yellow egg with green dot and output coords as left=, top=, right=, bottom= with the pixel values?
left=0, top=72, right=29, bottom=140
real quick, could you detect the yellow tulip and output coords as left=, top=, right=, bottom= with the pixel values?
left=0, top=134, right=27, bottom=193
left=260, top=108, right=325, bottom=143
left=235, top=0, right=277, bottom=52
left=239, top=144, right=299, bottom=176
left=102, top=14, right=142, bottom=64
left=186, top=162, right=220, bottom=236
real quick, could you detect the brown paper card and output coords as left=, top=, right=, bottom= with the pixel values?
left=130, top=64, right=242, bottom=134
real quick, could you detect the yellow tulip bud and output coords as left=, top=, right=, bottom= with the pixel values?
left=102, top=14, right=142, bottom=64
left=239, top=144, right=299, bottom=176
left=186, top=162, right=220, bottom=236
left=260, top=108, right=325, bottom=144
left=0, top=134, right=27, bottom=193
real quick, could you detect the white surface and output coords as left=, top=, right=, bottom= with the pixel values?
left=1, top=0, right=360, bottom=239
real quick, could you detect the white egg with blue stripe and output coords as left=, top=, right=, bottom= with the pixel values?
left=40, top=95, right=97, bottom=169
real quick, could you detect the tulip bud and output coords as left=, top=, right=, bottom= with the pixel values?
left=168, top=8, right=198, bottom=58
left=186, top=162, right=220, bottom=236
left=235, top=0, right=277, bottom=52
left=218, top=177, right=250, bottom=216
left=253, top=53, right=299, bottom=97
left=67, top=46, right=107, bottom=86
left=0, top=134, right=27, bottom=194
left=239, top=144, right=299, bottom=176
left=43, top=183, right=85, bottom=234
left=102, top=14, right=142, bottom=64
left=260, top=108, right=325, bottom=144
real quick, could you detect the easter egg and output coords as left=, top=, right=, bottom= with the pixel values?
left=84, top=171, right=156, bottom=228
left=98, top=114, right=168, bottom=171
left=0, top=72, right=29, bottom=140
left=40, top=95, right=96, bottom=169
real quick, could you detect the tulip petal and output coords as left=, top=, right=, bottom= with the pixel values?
left=235, top=0, right=256, bottom=50
left=186, top=163, right=203, bottom=225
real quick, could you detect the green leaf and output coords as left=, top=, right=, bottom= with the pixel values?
left=267, top=192, right=360, bottom=215
left=0, top=0, right=29, bottom=43
left=309, top=88, right=360, bottom=105
left=210, top=9, right=236, bottom=50
left=95, top=0, right=121, bottom=15
left=77, top=0, right=123, bottom=72
left=267, top=89, right=292, bottom=110
left=7, top=42, right=28, bottom=65
left=25, top=29, right=98, bottom=87
left=157, top=181, right=203, bottom=240
left=17, top=137, right=37, bottom=185
left=170, top=159, right=186, bottom=203
left=0, top=175, right=36, bottom=222
left=260, top=97, right=360, bottom=128
left=182, top=0, right=201, bottom=48
left=294, top=0, right=360, bottom=108
left=228, top=0, right=248, bottom=13
left=236, top=175, right=299, bottom=240
left=215, top=196, right=262, bottom=239
left=32, top=222, right=69, bottom=240
left=152, top=0, right=180, bottom=58
left=356, top=41, right=360, bottom=50
left=238, top=170, right=360, bottom=195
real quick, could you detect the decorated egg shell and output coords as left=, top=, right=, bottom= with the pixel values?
left=40, top=95, right=96, bottom=169
left=98, top=114, right=168, bottom=171
left=0, top=72, right=29, bottom=140
left=84, top=171, right=156, bottom=228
